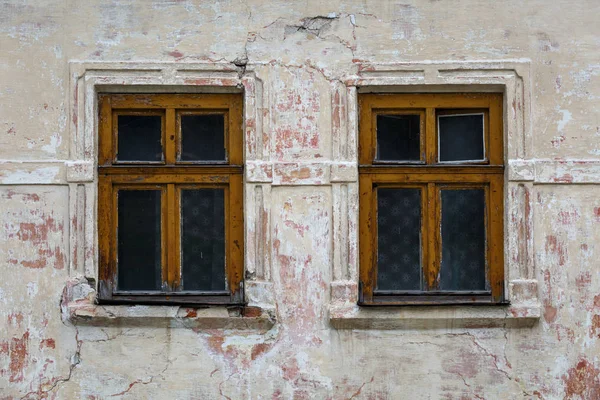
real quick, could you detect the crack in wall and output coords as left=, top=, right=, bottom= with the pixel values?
left=444, top=331, right=535, bottom=398
left=218, top=371, right=236, bottom=400
left=284, top=15, right=338, bottom=38
left=347, top=376, right=374, bottom=399
left=456, top=371, right=486, bottom=400
left=109, top=356, right=175, bottom=397
left=19, top=326, right=82, bottom=400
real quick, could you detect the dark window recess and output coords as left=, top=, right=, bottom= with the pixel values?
left=180, top=115, right=226, bottom=162
left=117, top=190, right=162, bottom=291
left=376, top=114, right=421, bottom=162
left=117, top=115, right=163, bottom=162
left=438, top=114, right=484, bottom=162
left=376, top=188, right=422, bottom=291
left=440, top=189, right=486, bottom=291
left=181, top=189, right=226, bottom=291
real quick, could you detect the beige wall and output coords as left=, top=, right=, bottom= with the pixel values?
left=1, top=1, right=600, bottom=398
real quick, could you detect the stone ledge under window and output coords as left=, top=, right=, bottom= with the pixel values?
left=329, top=280, right=541, bottom=329
left=61, top=277, right=275, bottom=331
left=329, top=303, right=541, bottom=330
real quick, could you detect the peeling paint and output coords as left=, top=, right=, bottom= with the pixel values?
left=562, top=358, right=600, bottom=399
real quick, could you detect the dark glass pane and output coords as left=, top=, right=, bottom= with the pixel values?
left=117, top=115, right=162, bottom=161
left=376, top=188, right=422, bottom=291
left=440, top=189, right=486, bottom=291
left=181, top=189, right=225, bottom=291
left=117, top=190, right=162, bottom=291
left=376, top=114, right=421, bottom=162
left=438, top=113, right=484, bottom=162
left=180, top=115, right=226, bottom=161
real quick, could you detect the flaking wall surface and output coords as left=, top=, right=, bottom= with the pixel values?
left=1, top=1, right=600, bottom=399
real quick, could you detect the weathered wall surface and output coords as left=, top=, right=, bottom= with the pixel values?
left=1, top=1, right=600, bottom=399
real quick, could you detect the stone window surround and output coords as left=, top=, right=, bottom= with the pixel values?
left=54, top=59, right=546, bottom=329
left=331, top=60, right=541, bottom=329
left=62, top=61, right=276, bottom=330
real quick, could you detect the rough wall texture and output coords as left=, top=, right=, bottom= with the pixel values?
left=1, top=1, right=600, bottom=399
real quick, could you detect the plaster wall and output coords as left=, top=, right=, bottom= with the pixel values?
left=1, top=1, right=600, bottom=399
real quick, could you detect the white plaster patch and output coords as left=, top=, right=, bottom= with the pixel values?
left=564, top=64, right=600, bottom=100
left=27, top=282, right=38, bottom=297
left=221, top=330, right=277, bottom=348
left=41, top=133, right=62, bottom=156
left=0, top=166, right=60, bottom=184
left=557, top=109, right=572, bottom=132
left=391, top=4, right=422, bottom=41
left=4, top=20, right=58, bottom=44
left=53, top=45, right=63, bottom=59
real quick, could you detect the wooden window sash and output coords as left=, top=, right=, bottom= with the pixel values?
left=99, top=94, right=243, bottom=166
left=176, top=109, right=230, bottom=164
left=435, top=108, right=489, bottom=165
left=358, top=93, right=504, bottom=305
left=371, top=109, right=426, bottom=164
left=111, top=109, right=167, bottom=165
left=97, top=94, right=244, bottom=305
left=369, top=183, right=429, bottom=294
left=99, top=176, right=244, bottom=304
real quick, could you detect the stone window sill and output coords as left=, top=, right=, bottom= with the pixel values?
left=329, top=303, right=540, bottom=330
left=329, top=279, right=540, bottom=329
left=61, top=278, right=275, bottom=331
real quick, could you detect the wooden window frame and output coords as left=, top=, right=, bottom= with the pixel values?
left=98, top=93, right=244, bottom=306
left=358, top=93, right=505, bottom=306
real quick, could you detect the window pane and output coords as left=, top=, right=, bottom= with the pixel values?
left=117, top=115, right=163, bottom=161
left=376, top=114, right=421, bottom=162
left=181, top=189, right=225, bottom=291
left=438, top=113, right=484, bottom=162
left=117, top=190, right=162, bottom=291
left=180, top=115, right=226, bottom=162
left=440, top=189, right=486, bottom=291
left=376, top=188, right=422, bottom=291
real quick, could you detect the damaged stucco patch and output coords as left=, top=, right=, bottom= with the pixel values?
left=1, top=188, right=68, bottom=271
left=0, top=186, right=78, bottom=398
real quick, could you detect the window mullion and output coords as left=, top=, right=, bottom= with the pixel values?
left=426, top=182, right=440, bottom=291
left=420, top=184, right=429, bottom=292
left=166, top=183, right=180, bottom=291
left=165, top=108, right=176, bottom=164
left=425, top=107, right=436, bottom=164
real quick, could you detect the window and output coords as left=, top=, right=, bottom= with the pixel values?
left=358, top=93, right=504, bottom=305
left=97, top=94, right=244, bottom=305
